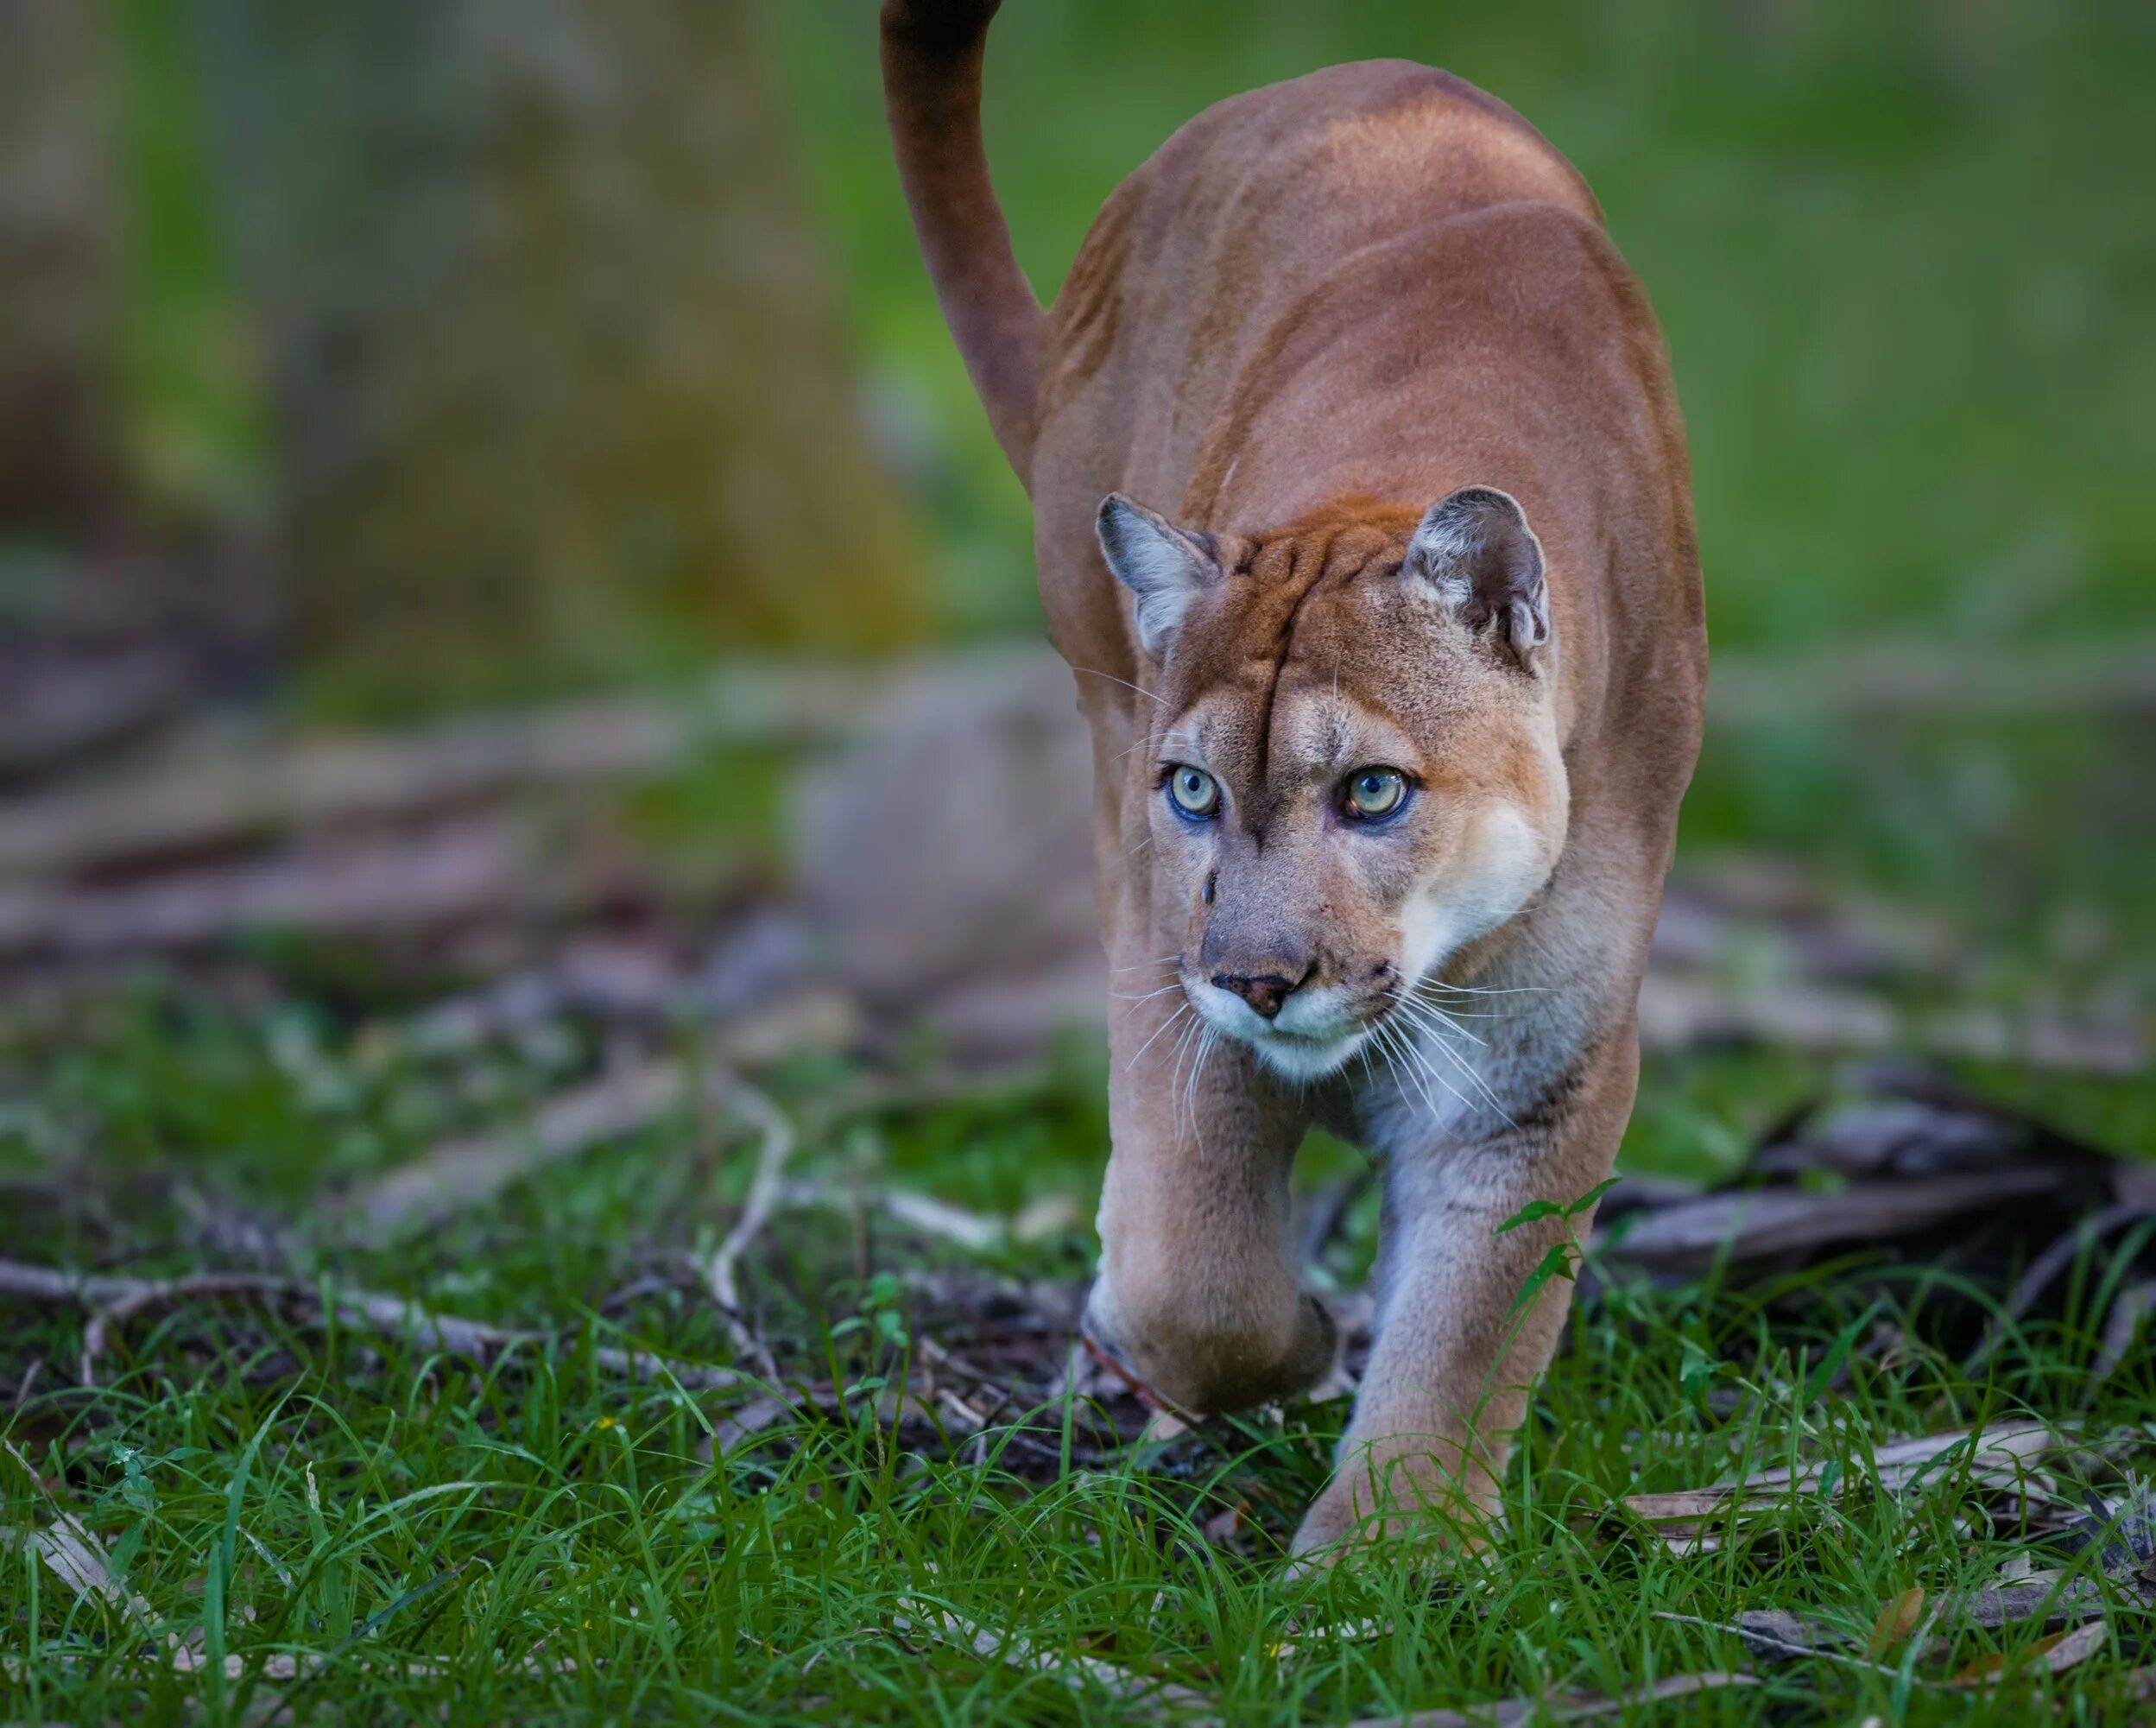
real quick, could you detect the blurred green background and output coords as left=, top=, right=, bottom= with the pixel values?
left=763, top=0, right=2156, bottom=963
left=3, top=0, right=2150, bottom=960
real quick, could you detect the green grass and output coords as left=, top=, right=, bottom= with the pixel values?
left=4, top=990, right=2153, bottom=1724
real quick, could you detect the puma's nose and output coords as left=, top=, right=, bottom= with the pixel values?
left=1212, top=971, right=1301, bottom=1020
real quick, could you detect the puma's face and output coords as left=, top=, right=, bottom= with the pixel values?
left=1099, top=488, right=1570, bottom=1082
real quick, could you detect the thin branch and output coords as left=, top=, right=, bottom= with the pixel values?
left=0, top=1259, right=750, bottom=1394
left=703, top=1083, right=795, bottom=1379
left=892, top=1598, right=1208, bottom=1716
left=1651, top=1611, right=1905, bottom=1679
left=0, top=658, right=895, bottom=878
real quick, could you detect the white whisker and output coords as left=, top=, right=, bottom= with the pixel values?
left=1388, top=990, right=1487, bottom=1048
left=1390, top=998, right=1515, bottom=1124
left=1167, top=1007, right=1204, bottom=1109
left=1184, top=1026, right=1217, bottom=1152
left=1373, top=1016, right=1448, bottom=1120
left=1371, top=1020, right=1426, bottom=1119
left=1387, top=1010, right=1481, bottom=1120
left=1124, top=1003, right=1191, bottom=1072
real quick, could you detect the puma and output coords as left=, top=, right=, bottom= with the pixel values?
left=882, top=1, right=1705, bottom=1555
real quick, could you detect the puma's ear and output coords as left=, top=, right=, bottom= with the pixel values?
left=1096, top=493, right=1220, bottom=657
left=1404, top=486, right=1551, bottom=667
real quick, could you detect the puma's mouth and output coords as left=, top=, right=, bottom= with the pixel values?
left=1190, top=979, right=1371, bottom=1081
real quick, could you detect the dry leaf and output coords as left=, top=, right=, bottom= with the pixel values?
left=1951, top=1620, right=2109, bottom=1687
left=1868, top=1585, right=1925, bottom=1655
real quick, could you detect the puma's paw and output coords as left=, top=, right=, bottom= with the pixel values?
left=1286, top=1468, right=1495, bottom=1573
left=1284, top=1484, right=1368, bottom=1573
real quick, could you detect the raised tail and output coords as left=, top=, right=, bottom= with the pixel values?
left=880, top=0, right=1044, bottom=485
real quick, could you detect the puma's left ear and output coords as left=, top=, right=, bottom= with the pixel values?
left=1405, top=486, right=1551, bottom=668
left=1096, top=493, right=1220, bottom=657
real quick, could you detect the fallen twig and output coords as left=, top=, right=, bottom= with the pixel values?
left=341, top=1058, right=702, bottom=1245
left=335, top=991, right=854, bottom=1246
left=0, top=1259, right=749, bottom=1393
left=1596, top=1173, right=2075, bottom=1277
left=0, top=658, right=901, bottom=879
left=0, top=642, right=199, bottom=783
left=1618, top=1422, right=2065, bottom=1539
left=0, top=820, right=558, bottom=959
left=1652, top=1609, right=1901, bottom=1678
left=892, top=1598, right=1210, bottom=1716
left=1635, top=974, right=2142, bottom=1076
left=2094, top=1280, right=2156, bottom=1383
left=1346, top=1667, right=1761, bottom=1728
left=777, top=1177, right=1008, bottom=1252
left=78, top=1272, right=292, bottom=1386
left=1964, top=1203, right=2153, bottom=1371
left=704, top=1083, right=795, bottom=1379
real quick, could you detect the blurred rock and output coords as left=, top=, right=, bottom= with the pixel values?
left=794, top=647, right=1103, bottom=1063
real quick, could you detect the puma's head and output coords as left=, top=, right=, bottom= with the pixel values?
left=1097, top=488, right=1570, bottom=1083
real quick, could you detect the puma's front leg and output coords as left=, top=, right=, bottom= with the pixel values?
left=1083, top=990, right=1334, bottom=1414
left=1293, top=1031, right=1639, bottom=1557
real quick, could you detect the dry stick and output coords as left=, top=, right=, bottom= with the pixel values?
left=0, top=818, right=558, bottom=960
left=336, top=991, right=855, bottom=1249
left=1634, top=973, right=2143, bottom=1077
left=892, top=1600, right=1211, bottom=1717
left=0, top=658, right=897, bottom=878
left=703, top=1083, right=795, bottom=1380
left=0, top=1260, right=749, bottom=1394
left=1965, top=1203, right=2153, bottom=1371
left=78, top=1273, right=290, bottom=1386
left=1651, top=1611, right=1906, bottom=1680
left=776, top=1176, right=1008, bottom=1252
left=0, top=642, right=199, bottom=781
left=338, top=1058, right=693, bottom=1245
left=2094, top=1279, right=2156, bottom=1383
left=1344, top=1668, right=1761, bottom=1728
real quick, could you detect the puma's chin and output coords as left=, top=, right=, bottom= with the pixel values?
left=1254, top=1029, right=1366, bottom=1082
left=1240, top=1022, right=1369, bottom=1083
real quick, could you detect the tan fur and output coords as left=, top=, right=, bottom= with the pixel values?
left=882, top=3, right=1706, bottom=1555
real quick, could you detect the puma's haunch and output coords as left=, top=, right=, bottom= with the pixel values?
left=882, top=0, right=1705, bottom=1555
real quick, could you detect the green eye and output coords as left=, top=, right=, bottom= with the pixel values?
left=1344, top=766, right=1408, bottom=820
left=1166, top=765, right=1220, bottom=818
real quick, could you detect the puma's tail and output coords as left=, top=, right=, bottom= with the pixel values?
left=880, top=0, right=1043, bottom=485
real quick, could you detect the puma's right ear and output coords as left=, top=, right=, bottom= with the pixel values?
left=1096, top=494, right=1220, bottom=657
